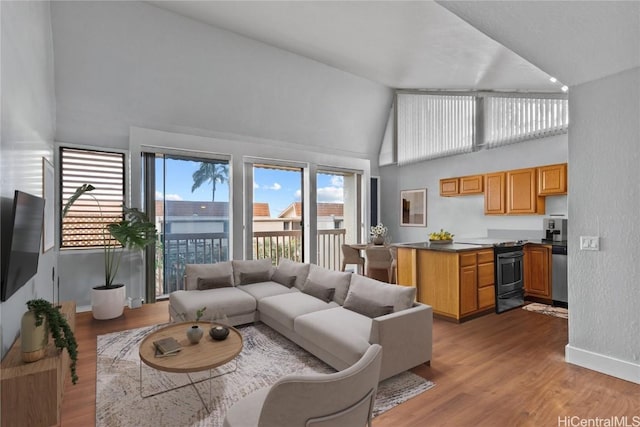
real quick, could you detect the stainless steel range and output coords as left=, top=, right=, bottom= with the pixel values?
left=456, top=238, right=527, bottom=313
left=493, top=241, right=526, bottom=313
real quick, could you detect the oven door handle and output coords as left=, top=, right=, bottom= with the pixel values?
left=497, top=250, right=524, bottom=259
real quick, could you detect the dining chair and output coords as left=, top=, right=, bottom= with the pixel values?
left=364, top=246, right=393, bottom=283
left=389, top=245, right=398, bottom=284
left=341, top=244, right=365, bottom=274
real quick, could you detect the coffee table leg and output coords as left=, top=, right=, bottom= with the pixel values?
left=139, top=358, right=238, bottom=411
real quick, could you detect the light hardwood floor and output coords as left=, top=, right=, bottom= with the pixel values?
left=60, top=301, right=639, bottom=426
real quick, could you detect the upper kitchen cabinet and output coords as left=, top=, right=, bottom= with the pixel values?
left=484, top=172, right=506, bottom=214
left=506, top=168, right=545, bottom=215
left=439, top=174, right=483, bottom=196
left=538, top=163, right=567, bottom=195
left=440, top=178, right=459, bottom=196
left=460, top=175, right=484, bottom=195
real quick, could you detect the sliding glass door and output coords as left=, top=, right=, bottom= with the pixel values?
left=252, top=164, right=303, bottom=263
left=150, top=154, right=230, bottom=299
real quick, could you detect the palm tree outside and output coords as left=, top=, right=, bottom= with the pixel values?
left=191, top=162, right=229, bottom=201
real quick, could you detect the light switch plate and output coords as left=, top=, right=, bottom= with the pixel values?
left=580, top=236, right=600, bottom=251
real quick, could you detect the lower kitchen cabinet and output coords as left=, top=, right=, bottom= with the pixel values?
left=524, top=244, right=552, bottom=300
left=397, top=247, right=495, bottom=321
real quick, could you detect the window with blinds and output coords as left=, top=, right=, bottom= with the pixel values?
left=60, top=147, right=125, bottom=249
left=396, top=93, right=476, bottom=166
left=484, top=96, right=569, bottom=149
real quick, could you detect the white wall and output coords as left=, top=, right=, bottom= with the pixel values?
left=379, top=133, right=568, bottom=243
left=50, top=1, right=392, bottom=159
left=565, top=67, right=640, bottom=384
left=0, top=1, right=57, bottom=357
left=50, top=1, right=389, bottom=308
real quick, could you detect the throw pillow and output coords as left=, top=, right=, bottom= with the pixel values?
left=302, top=279, right=335, bottom=303
left=306, top=264, right=352, bottom=304
left=271, top=269, right=297, bottom=288
left=197, top=275, right=234, bottom=290
left=231, top=259, right=274, bottom=285
left=184, top=261, right=233, bottom=291
left=276, top=258, right=310, bottom=290
left=343, top=291, right=393, bottom=318
left=239, top=270, right=272, bottom=285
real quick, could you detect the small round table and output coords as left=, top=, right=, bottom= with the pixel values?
left=138, top=321, right=243, bottom=411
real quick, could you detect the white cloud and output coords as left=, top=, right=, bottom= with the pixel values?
left=253, top=181, right=259, bottom=189
left=330, top=175, right=344, bottom=187
left=155, top=191, right=183, bottom=201
left=317, top=186, right=343, bottom=203
left=267, top=182, right=282, bottom=191
left=294, top=189, right=302, bottom=200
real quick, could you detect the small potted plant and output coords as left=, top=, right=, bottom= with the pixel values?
left=186, top=306, right=206, bottom=344
left=23, top=299, right=78, bottom=384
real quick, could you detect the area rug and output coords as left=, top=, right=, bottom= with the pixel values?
left=96, top=323, right=435, bottom=427
left=522, top=302, right=568, bottom=319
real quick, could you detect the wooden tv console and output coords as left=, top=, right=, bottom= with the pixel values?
left=1, top=301, right=75, bottom=427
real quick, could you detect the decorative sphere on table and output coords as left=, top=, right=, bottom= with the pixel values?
left=210, top=325, right=230, bottom=341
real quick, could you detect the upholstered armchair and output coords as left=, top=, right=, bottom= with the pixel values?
left=223, top=344, right=383, bottom=427
left=341, top=244, right=365, bottom=275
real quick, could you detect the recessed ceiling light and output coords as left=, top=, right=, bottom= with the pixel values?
left=561, top=85, right=569, bottom=92
left=549, top=77, right=558, bottom=83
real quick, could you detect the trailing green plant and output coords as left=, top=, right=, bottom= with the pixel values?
left=63, top=184, right=157, bottom=288
left=195, top=306, right=207, bottom=323
left=26, top=299, right=78, bottom=384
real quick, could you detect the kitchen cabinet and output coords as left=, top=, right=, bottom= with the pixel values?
left=440, top=178, right=459, bottom=196
left=398, top=247, right=494, bottom=321
left=484, top=172, right=506, bottom=214
left=524, top=244, right=552, bottom=300
left=506, top=168, right=545, bottom=215
left=460, top=175, right=484, bottom=195
left=538, top=163, right=567, bottom=195
left=440, top=175, right=483, bottom=196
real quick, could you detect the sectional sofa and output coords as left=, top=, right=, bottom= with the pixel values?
left=168, top=258, right=432, bottom=381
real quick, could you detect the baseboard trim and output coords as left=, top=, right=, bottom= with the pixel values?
left=565, top=344, right=640, bottom=384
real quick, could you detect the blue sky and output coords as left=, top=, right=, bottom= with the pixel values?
left=155, top=158, right=343, bottom=217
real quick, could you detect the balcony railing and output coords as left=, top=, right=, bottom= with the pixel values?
left=156, top=229, right=347, bottom=297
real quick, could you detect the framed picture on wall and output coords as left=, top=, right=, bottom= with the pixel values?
left=400, top=189, right=427, bottom=227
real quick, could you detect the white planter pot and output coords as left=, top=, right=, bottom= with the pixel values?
left=91, top=285, right=126, bottom=320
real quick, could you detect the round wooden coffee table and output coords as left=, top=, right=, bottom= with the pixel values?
left=138, top=321, right=243, bottom=410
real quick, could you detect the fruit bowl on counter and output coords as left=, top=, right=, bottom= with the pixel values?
left=429, top=229, right=454, bottom=244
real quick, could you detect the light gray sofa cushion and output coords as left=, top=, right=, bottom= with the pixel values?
left=294, top=307, right=372, bottom=366
left=347, top=274, right=416, bottom=312
left=275, top=258, right=310, bottom=290
left=301, top=279, right=335, bottom=303
left=270, top=268, right=296, bottom=288
left=184, top=261, right=234, bottom=291
left=259, top=292, right=339, bottom=330
left=237, top=282, right=298, bottom=301
left=169, top=287, right=256, bottom=320
left=232, top=259, right=274, bottom=285
left=306, top=264, right=352, bottom=305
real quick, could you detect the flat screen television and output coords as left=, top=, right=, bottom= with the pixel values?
left=1, top=190, right=45, bottom=301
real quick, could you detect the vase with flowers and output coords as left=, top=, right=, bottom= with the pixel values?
left=370, top=223, right=388, bottom=245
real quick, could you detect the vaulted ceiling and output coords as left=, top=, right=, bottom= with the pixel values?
left=148, top=1, right=569, bottom=92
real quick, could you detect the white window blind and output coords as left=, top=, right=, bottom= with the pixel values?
left=60, top=147, right=125, bottom=249
left=484, top=96, right=568, bottom=148
left=396, top=93, right=475, bottom=166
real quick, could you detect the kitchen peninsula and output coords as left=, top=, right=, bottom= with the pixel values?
left=396, top=242, right=496, bottom=322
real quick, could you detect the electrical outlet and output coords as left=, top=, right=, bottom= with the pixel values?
left=580, top=236, right=600, bottom=251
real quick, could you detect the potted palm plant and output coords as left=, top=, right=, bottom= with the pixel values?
left=63, top=184, right=157, bottom=319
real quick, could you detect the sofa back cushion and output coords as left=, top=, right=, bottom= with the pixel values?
left=307, top=264, right=352, bottom=305
left=343, top=291, right=394, bottom=318
left=275, top=258, right=310, bottom=290
left=232, top=259, right=274, bottom=285
left=184, top=262, right=234, bottom=291
left=271, top=268, right=297, bottom=288
left=197, top=275, right=234, bottom=290
left=301, top=279, right=335, bottom=303
left=346, top=274, right=416, bottom=313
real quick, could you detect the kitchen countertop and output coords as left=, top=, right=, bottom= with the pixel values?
left=395, top=241, right=494, bottom=253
